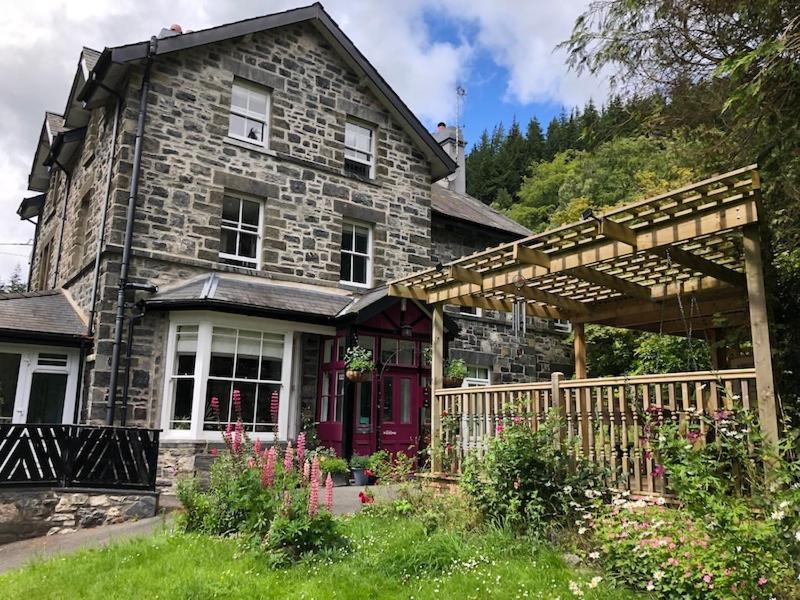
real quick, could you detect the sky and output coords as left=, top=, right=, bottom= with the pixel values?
left=0, top=0, right=606, bottom=282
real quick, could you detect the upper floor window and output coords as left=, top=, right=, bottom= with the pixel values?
left=228, top=80, right=270, bottom=146
left=457, top=305, right=483, bottom=318
left=344, top=120, right=374, bottom=178
left=340, top=221, right=372, bottom=287
left=219, top=194, right=262, bottom=269
left=553, top=318, right=572, bottom=334
left=37, top=240, right=52, bottom=291
left=464, top=365, right=491, bottom=387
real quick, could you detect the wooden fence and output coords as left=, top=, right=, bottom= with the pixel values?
left=0, top=424, right=160, bottom=491
left=434, top=368, right=758, bottom=494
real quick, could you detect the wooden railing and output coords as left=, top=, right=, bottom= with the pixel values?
left=0, top=424, right=161, bottom=491
left=433, top=368, right=758, bottom=495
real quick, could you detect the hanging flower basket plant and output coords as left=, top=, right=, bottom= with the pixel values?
left=344, top=345, right=375, bottom=382
left=443, top=358, right=467, bottom=388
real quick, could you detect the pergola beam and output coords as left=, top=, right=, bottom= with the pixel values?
left=566, top=266, right=652, bottom=300
left=649, top=246, right=746, bottom=288
left=513, top=244, right=551, bottom=268
left=495, top=284, right=588, bottom=314
left=599, top=217, right=637, bottom=247
left=447, top=265, right=483, bottom=286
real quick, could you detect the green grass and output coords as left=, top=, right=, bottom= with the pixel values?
left=0, top=514, right=641, bottom=599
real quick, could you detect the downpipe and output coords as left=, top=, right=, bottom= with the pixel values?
left=120, top=300, right=146, bottom=426
left=106, top=36, right=158, bottom=425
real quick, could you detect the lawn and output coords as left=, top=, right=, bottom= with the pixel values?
left=0, top=513, right=640, bottom=599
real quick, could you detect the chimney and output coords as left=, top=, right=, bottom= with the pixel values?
left=159, top=24, right=183, bottom=39
left=432, top=122, right=466, bottom=194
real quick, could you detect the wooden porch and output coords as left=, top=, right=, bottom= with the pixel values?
left=388, top=166, right=778, bottom=493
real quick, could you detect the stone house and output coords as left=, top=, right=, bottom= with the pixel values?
left=6, top=3, right=572, bottom=482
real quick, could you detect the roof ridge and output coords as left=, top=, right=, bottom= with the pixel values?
left=0, top=289, right=62, bottom=301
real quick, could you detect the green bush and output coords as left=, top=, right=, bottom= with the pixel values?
left=319, top=456, right=349, bottom=475
left=460, top=410, right=607, bottom=532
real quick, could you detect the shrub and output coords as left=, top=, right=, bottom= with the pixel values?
left=349, top=453, right=370, bottom=469
left=319, top=456, right=348, bottom=476
left=460, top=410, right=607, bottom=533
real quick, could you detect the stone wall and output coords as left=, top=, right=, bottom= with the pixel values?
left=0, top=488, right=158, bottom=544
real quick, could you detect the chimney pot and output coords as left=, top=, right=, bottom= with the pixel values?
left=170, top=24, right=183, bottom=33
left=437, top=122, right=446, bottom=131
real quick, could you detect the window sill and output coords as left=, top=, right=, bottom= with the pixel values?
left=161, top=431, right=280, bottom=443
left=338, top=281, right=372, bottom=292
left=223, top=136, right=276, bottom=156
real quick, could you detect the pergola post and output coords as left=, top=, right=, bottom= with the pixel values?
left=743, top=224, right=779, bottom=447
left=574, top=322, right=587, bottom=379
left=430, top=302, right=444, bottom=473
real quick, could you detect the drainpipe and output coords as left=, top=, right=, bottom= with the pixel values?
left=88, top=97, right=121, bottom=337
left=106, top=36, right=158, bottom=425
left=24, top=216, right=39, bottom=292
left=120, top=300, right=146, bottom=426
left=73, top=339, right=87, bottom=424
left=52, top=165, right=72, bottom=288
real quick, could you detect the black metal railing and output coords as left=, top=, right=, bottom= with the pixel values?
left=0, top=424, right=160, bottom=491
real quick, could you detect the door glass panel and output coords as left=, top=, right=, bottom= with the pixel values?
left=382, top=377, right=393, bottom=422
left=0, top=353, right=21, bottom=424
left=358, top=380, right=372, bottom=425
left=334, top=372, right=345, bottom=422
left=400, top=378, right=411, bottom=424
left=380, top=338, right=398, bottom=364
left=398, top=340, right=415, bottom=365
left=323, top=339, right=334, bottom=363
left=27, top=372, right=67, bottom=423
left=319, top=373, right=331, bottom=422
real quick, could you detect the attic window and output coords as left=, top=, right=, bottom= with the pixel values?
left=344, top=120, right=374, bottom=179
left=228, top=80, right=270, bottom=147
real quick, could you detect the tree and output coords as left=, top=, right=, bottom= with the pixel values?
left=524, top=117, right=545, bottom=164
left=0, top=265, right=26, bottom=294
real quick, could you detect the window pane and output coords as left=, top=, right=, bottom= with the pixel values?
left=340, top=254, right=352, bottom=282
left=228, top=113, right=247, bottom=138
left=241, top=199, right=260, bottom=226
left=260, top=357, right=282, bottom=381
left=341, top=226, right=353, bottom=251
left=382, top=377, right=393, bottom=422
left=222, top=197, right=240, bottom=222
left=358, top=380, right=372, bottom=425
left=353, top=254, right=367, bottom=284
left=27, top=372, right=67, bottom=423
left=398, top=340, right=415, bottom=365
left=255, top=383, right=279, bottom=432
left=400, top=378, right=411, bottom=424
left=248, top=91, right=267, bottom=116
left=171, top=379, right=194, bottom=429
left=238, top=231, right=258, bottom=260
left=323, top=339, right=333, bottom=363
left=334, top=372, right=345, bottom=422
left=204, top=380, right=232, bottom=429
left=320, top=372, right=330, bottom=422
left=380, top=338, right=397, bottom=364
left=220, top=228, right=238, bottom=255
left=336, top=337, right=346, bottom=361
left=358, top=336, right=374, bottom=356
left=245, top=118, right=263, bottom=142
left=231, top=85, right=248, bottom=110
left=176, top=353, right=196, bottom=376
left=0, top=353, right=20, bottom=423
left=354, top=228, right=369, bottom=254
left=236, top=382, right=257, bottom=428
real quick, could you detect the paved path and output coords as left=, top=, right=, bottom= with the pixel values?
left=0, top=484, right=398, bottom=575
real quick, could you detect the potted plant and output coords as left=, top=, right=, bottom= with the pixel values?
left=443, top=358, right=467, bottom=387
left=344, top=345, right=375, bottom=382
left=367, top=450, right=390, bottom=484
left=319, top=455, right=349, bottom=486
left=350, top=454, right=370, bottom=486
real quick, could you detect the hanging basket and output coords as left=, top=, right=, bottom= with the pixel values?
left=346, top=369, right=366, bottom=382
left=442, top=376, right=464, bottom=388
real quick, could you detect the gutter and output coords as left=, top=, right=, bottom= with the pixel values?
left=106, top=35, right=158, bottom=425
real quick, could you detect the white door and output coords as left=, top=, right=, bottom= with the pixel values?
left=0, top=346, right=78, bottom=425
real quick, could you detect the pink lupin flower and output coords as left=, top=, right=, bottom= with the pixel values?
left=210, top=447, right=219, bottom=457
left=324, top=473, right=334, bottom=511
left=210, top=396, right=220, bottom=419
left=253, top=439, right=262, bottom=457
left=232, top=389, right=242, bottom=419
left=223, top=422, right=233, bottom=449
left=282, top=490, right=292, bottom=514
left=283, top=442, right=294, bottom=474
left=270, top=389, right=280, bottom=420
left=653, top=463, right=665, bottom=478
left=296, top=432, right=306, bottom=468
left=308, top=457, right=320, bottom=517
left=261, top=447, right=277, bottom=488
left=233, top=419, right=243, bottom=455
left=303, top=459, right=311, bottom=482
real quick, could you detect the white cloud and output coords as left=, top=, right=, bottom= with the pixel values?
left=0, top=0, right=599, bottom=281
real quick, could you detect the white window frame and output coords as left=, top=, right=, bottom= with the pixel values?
left=553, top=318, right=572, bottom=333
left=160, top=311, right=333, bottom=442
left=227, top=79, right=271, bottom=148
left=339, top=220, right=373, bottom=288
left=463, top=365, right=491, bottom=388
left=344, top=119, right=375, bottom=178
left=457, top=305, right=483, bottom=318
left=0, top=343, right=79, bottom=425
left=218, top=193, right=263, bottom=269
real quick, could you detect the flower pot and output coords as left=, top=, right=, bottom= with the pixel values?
left=352, top=468, right=369, bottom=486
left=443, top=376, right=463, bottom=388
left=346, top=369, right=366, bottom=382
left=321, top=472, right=349, bottom=487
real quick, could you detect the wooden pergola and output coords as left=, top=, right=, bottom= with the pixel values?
left=389, top=165, right=778, bottom=457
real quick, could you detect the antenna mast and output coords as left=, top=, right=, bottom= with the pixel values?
left=455, top=85, right=466, bottom=157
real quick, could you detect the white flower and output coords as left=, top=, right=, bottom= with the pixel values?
left=779, top=500, right=790, bottom=509
left=588, top=551, right=600, bottom=560
left=653, top=570, right=664, bottom=580
left=771, top=509, right=785, bottom=521
left=655, top=497, right=666, bottom=506
left=564, top=485, right=573, bottom=493
left=588, top=576, right=602, bottom=589
left=646, top=581, right=655, bottom=591
left=568, top=581, right=584, bottom=597
left=794, top=530, right=800, bottom=542
left=578, top=527, right=588, bottom=535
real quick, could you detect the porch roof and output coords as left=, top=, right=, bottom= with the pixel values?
left=0, top=290, right=88, bottom=343
left=389, top=165, right=761, bottom=333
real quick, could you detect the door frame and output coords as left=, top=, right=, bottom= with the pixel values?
left=0, top=342, right=80, bottom=424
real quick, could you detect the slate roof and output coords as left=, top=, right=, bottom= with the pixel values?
left=0, top=290, right=88, bottom=342
left=148, top=273, right=353, bottom=321
left=82, top=47, right=101, bottom=71
left=430, top=185, right=531, bottom=237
